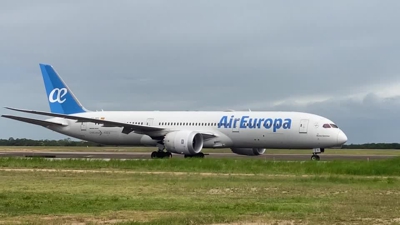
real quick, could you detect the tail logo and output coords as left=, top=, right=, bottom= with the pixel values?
left=49, top=88, right=68, bottom=103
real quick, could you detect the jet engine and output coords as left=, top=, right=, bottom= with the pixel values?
left=164, top=130, right=204, bottom=155
left=231, top=148, right=266, bottom=156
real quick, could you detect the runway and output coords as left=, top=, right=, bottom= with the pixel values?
left=0, top=151, right=396, bottom=161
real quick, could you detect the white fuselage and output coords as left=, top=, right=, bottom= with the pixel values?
left=46, top=110, right=347, bottom=149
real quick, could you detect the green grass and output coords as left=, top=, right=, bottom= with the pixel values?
left=1, top=157, right=400, bottom=177
left=0, top=168, right=399, bottom=224
left=1, top=146, right=400, bottom=155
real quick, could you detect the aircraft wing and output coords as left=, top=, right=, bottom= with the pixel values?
left=1, top=115, right=67, bottom=127
left=3, top=107, right=218, bottom=138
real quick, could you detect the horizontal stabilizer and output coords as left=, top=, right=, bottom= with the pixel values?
left=4, top=107, right=163, bottom=133
left=1, top=115, right=67, bottom=127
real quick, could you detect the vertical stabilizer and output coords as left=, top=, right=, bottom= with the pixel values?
left=39, top=63, right=87, bottom=114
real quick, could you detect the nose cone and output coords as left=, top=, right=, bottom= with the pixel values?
left=337, top=130, right=348, bottom=145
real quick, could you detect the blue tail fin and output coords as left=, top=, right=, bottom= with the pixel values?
left=39, top=63, right=87, bottom=114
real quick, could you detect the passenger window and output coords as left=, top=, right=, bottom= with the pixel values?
left=323, top=124, right=331, bottom=128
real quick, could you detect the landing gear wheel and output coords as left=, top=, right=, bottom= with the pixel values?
left=311, top=154, right=320, bottom=161
left=150, top=151, right=172, bottom=159
left=310, top=148, right=323, bottom=161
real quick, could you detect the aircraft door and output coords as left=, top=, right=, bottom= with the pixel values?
left=80, top=122, right=87, bottom=131
left=299, top=119, right=309, bottom=133
left=146, top=118, right=154, bottom=126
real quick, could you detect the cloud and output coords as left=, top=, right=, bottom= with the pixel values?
left=1, top=1, right=400, bottom=144
left=265, top=93, right=400, bottom=144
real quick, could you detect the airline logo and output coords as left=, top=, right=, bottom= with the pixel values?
left=218, top=115, right=292, bottom=132
left=49, top=88, right=68, bottom=103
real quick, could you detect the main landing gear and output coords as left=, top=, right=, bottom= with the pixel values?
left=150, top=144, right=172, bottom=159
left=150, top=150, right=172, bottom=159
left=150, top=144, right=207, bottom=159
left=311, top=148, right=324, bottom=161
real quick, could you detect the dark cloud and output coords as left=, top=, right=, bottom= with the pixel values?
left=1, top=1, right=400, bottom=143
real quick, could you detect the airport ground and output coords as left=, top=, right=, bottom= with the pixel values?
left=0, top=147, right=400, bottom=224
left=0, top=146, right=399, bottom=161
left=0, top=157, right=400, bottom=224
left=2, top=146, right=400, bottom=155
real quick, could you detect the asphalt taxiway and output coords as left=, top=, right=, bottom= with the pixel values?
left=0, top=151, right=396, bottom=161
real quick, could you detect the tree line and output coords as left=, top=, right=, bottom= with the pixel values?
left=0, top=137, right=400, bottom=149
left=0, top=138, right=98, bottom=147
left=342, top=143, right=400, bottom=149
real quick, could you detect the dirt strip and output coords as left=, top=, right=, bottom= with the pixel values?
left=0, top=168, right=399, bottom=180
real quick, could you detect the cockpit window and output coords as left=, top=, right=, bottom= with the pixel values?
left=322, top=124, right=331, bottom=128
left=330, top=124, right=339, bottom=128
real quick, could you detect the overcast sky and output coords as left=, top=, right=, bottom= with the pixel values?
left=1, top=1, right=400, bottom=144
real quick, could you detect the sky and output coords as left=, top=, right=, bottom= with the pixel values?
left=1, top=0, right=400, bottom=144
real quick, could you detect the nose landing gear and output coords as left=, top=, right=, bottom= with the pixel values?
left=311, top=148, right=324, bottom=161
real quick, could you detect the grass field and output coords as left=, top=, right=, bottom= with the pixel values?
left=1, top=146, right=400, bottom=156
left=1, top=158, right=400, bottom=224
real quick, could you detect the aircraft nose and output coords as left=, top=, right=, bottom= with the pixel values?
left=337, top=130, right=348, bottom=145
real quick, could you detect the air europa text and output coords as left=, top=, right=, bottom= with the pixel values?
left=218, top=115, right=292, bottom=132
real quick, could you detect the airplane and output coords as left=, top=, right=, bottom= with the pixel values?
left=1, top=64, right=348, bottom=160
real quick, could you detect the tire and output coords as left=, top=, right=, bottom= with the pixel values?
left=311, top=155, right=320, bottom=161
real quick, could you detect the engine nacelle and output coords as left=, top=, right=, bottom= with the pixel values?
left=164, top=130, right=204, bottom=155
left=231, top=148, right=266, bottom=156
